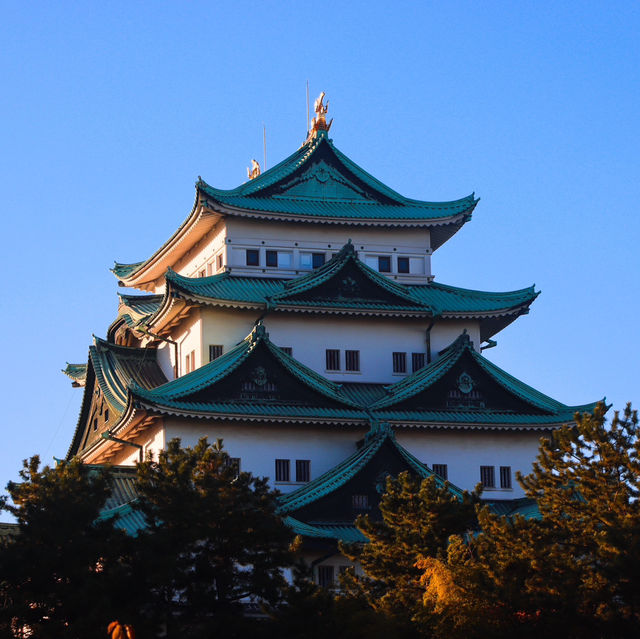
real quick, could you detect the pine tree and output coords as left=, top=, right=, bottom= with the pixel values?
left=340, top=472, right=479, bottom=636
left=132, top=437, right=295, bottom=637
left=0, top=457, right=134, bottom=638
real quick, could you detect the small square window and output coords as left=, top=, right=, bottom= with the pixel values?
left=280, top=346, right=293, bottom=356
left=317, top=565, right=335, bottom=588
left=378, top=256, right=391, bottom=273
left=266, top=250, right=278, bottom=267
left=246, top=249, right=259, bottom=266
left=480, top=466, right=495, bottom=488
left=275, top=459, right=290, bottom=482
left=500, top=466, right=512, bottom=489
left=209, top=345, right=223, bottom=361
left=345, top=350, right=360, bottom=372
left=296, top=459, right=310, bottom=482
left=326, top=349, right=340, bottom=371
left=392, top=352, right=407, bottom=374
left=397, top=257, right=410, bottom=273
left=432, top=464, right=448, bottom=480
left=312, top=252, right=325, bottom=268
left=412, top=352, right=425, bottom=372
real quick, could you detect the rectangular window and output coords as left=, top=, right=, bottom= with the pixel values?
left=199, top=269, right=206, bottom=278
left=412, top=352, right=425, bottom=372
left=266, top=250, right=278, bottom=267
left=209, top=345, right=223, bottom=361
left=345, top=350, right=360, bottom=372
left=278, top=251, right=292, bottom=268
left=206, top=263, right=214, bottom=276
left=275, top=459, right=290, bottom=482
left=500, top=466, right=512, bottom=489
left=246, top=249, right=259, bottom=266
left=317, top=565, right=335, bottom=588
left=352, top=494, right=370, bottom=510
left=296, top=459, right=311, bottom=482
left=326, top=349, right=340, bottom=371
left=480, top=466, right=495, bottom=488
left=185, top=352, right=191, bottom=374
left=217, top=254, right=223, bottom=270
left=432, top=464, right=448, bottom=480
left=312, top=252, right=325, bottom=268
left=392, top=352, right=407, bottom=373
left=397, top=256, right=410, bottom=273
left=280, top=346, right=293, bottom=356
left=93, top=417, right=98, bottom=431
left=378, top=255, right=391, bottom=273
left=104, top=409, right=109, bottom=423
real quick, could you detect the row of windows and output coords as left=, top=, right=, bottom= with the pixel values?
left=431, top=464, right=512, bottom=489
left=246, top=249, right=326, bottom=269
left=317, top=564, right=353, bottom=588
left=197, top=254, right=224, bottom=278
left=275, top=458, right=310, bottom=483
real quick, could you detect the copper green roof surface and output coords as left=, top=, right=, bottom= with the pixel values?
left=62, top=362, right=88, bottom=386
left=197, top=132, right=478, bottom=225
left=278, top=423, right=463, bottom=515
left=161, top=242, right=538, bottom=324
left=112, top=260, right=146, bottom=279
left=130, top=322, right=367, bottom=421
left=368, top=332, right=600, bottom=421
left=119, top=293, right=164, bottom=316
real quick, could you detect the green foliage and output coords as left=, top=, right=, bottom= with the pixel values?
left=340, top=472, right=479, bottom=635
left=132, top=437, right=295, bottom=637
left=417, top=402, right=640, bottom=639
left=0, top=457, right=134, bottom=638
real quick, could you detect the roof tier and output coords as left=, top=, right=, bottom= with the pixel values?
left=113, top=130, right=477, bottom=289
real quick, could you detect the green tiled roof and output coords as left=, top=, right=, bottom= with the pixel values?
left=130, top=322, right=367, bottom=421
left=62, top=362, right=88, bottom=385
left=283, top=516, right=368, bottom=542
left=112, top=260, right=146, bottom=279
left=278, top=423, right=463, bottom=515
left=91, top=337, right=168, bottom=413
left=198, top=133, right=478, bottom=225
left=119, top=293, right=164, bottom=317
left=162, top=243, right=537, bottom=322
left=368, top=332, right=600, bottom=421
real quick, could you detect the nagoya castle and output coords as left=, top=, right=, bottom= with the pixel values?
left=64, top=94, right=597, bottom=583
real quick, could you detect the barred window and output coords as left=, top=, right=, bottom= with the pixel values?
left=480, top=466, right=495, bottom=488
left=246, top=249, right=259, bottom=266
left=209, top=345, right=223, bottom=361
left=326, top=349, right=340, bottom=371
left=378, top=255, right=391, bottom=272
left=392, top=352, right=407, bottom=373
left=317, top=565, right=335, bottom=588
left=266, top=250, right=278, bottom=267
left=432, top=464, right=448, bottom=480
left=345, top=350, right=360, bottom=372
left=296, top=459, right=310, bottom=482
left=312, top=252, right=325, bottom=268
left=500, top=466, right=512, bottom=489
left=397, top=256, right=410, bottom=273
left=280, top=346, right=293, bottom=356
left=352, top=494, right=369, bottom=510
left=412, top=352, right=425, bottom=372
left=275, top=459, right=290, bottom=482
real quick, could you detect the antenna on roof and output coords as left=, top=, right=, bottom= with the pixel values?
left=263, top=123, right=267, bottom=171
left=306, top=80, right=310, bottom=133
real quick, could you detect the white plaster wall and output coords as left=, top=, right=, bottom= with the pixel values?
left=164, top=419, right=368, bottom=493
left=395, top=428, right=547, bottom=499
left=109, top=422, right=165, bottom=466
left=195, top=308, right=481, bottom=383
left=173, top=310, right=203, bottom=375
left=156, top=342, right=175, bottom=381
left=224, top=217, right=432, bottom=283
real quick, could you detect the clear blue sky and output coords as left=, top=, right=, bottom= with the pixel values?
left=1, top=1, right=638, bottom=511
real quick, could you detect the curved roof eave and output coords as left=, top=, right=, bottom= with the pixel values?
left=112, top=190, right=221, bottom=289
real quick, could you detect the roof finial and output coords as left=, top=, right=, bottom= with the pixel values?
left=247, top=159, right=261, bottom=181
left=306, top=91, right=333, bottom=142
